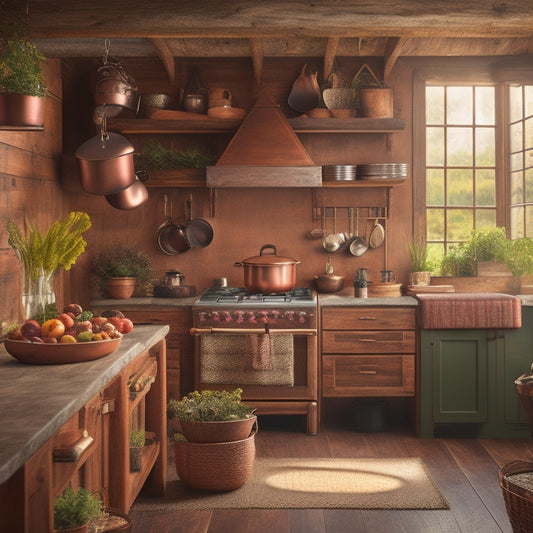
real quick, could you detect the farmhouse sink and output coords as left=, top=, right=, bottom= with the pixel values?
left=416, top=292, right=521, bottom=329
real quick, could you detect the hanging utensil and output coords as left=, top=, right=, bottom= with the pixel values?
left=369, top=209, right=386, bottom=249
left=157, top=195, right=190, bottom=255
left=322, top=208, right=345, bottom=253
left=349, top=208, right=368, bottom=256
left=288, top=64, right=322, bottom=113
left=184, top=194, right=214, bottom=248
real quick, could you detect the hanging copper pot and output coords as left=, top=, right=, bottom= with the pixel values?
left=75, top=131, right=136, bottom=195
left=94, top=55, right=137, bottom=110
left=105, top=174, right=149, bottom=210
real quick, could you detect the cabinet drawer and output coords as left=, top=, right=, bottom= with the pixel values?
left=322, top=330, right=415, bottom=354
left=322, top=354, right=415, bottom=397
left=322, top=307, right=415, bottom=331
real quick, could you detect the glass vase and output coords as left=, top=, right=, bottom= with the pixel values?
left=22, top=267, right=56, bottom=320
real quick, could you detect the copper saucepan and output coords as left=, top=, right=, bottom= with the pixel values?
left=184, top=194, right=213, bottom=248
left=157, top=195, right=190, bottom=255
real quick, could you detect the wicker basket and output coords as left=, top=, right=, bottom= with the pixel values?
left=515, top=370, right=533, bottom=437
left=174, top=426, right=257, bottom=491
left=499, top=460, right=533, bottom=533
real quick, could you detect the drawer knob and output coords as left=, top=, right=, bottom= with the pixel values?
left=358, top=316, right=377, bottom=321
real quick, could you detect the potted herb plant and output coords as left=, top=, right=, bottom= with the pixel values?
left=129, top=428, right=145, bottom=472
left=0, top=40, right=48, bottom=127
left=167, top=388, right=257, bottom=491
left=90, top=242, right=153, bottom=299
left=53, top=484, right=102, bottom=532
left=408, top=240, right=432, bottom=286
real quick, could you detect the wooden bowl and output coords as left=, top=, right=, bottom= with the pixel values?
left=4, top=337, right=121, bottom=365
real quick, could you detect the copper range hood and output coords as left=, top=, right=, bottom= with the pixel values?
left=206, top=94, right=321, bottom=188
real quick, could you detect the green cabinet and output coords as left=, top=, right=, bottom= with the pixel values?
left=419, top=309, right=532, bottom=438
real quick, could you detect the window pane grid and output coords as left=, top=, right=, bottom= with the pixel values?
left=425, top=84, right=496, bottom=251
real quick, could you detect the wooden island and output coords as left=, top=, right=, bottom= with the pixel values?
left=0, top=325, right=168, bottom=533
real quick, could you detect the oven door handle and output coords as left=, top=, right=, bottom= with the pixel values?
left=190, top=327, right=317, bottom=336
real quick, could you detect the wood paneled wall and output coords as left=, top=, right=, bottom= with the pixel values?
left=0, top=59, right=63, bottom=324
left=59, top=56, right=413, bottom=309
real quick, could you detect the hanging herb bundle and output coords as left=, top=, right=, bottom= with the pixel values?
left=7, top=211, right=92, bottom=281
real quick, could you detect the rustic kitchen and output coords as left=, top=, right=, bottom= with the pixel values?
left=2, top=2, right=533, bottom=532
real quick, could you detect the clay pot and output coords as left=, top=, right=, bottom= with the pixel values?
left=3, top=94, right=45, bottom=127
left=106, top=277, right=136, bottom=299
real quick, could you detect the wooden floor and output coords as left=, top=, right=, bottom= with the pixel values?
left=130, top=408, right=533, bottom=533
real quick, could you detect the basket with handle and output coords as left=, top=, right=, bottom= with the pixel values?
left=499, top=460, right=533, bottom=532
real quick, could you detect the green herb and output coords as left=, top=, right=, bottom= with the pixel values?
left=408, top=240, right=431, bottom=272
left=0, top=40, right=47, bottom=96
left=7, top=211, right=91, bottom=282
left=129, top=429, right=146, bottom=448
left=76, top=310, right=94, bottom=322
left=136, top=141, right=216, bottom=170
left=167, top=388, right=256, bottom=422
left=53, top=484, right=102, bottom=530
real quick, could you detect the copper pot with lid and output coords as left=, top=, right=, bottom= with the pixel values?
left=75, top=131, right=136, bottom=195
left=235, top=244, right=300, bottom=294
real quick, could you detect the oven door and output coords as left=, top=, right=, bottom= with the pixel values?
left=190, top=327, right=317, bottom=401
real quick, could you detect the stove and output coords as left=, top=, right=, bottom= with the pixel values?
left=193, top=287, right=317, bottom=329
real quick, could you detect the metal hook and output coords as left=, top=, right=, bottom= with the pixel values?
left=103, top=39, right=111, bottom=65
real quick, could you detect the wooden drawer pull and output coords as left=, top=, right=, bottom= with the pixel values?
left=358, top=316, right=377, bottom=321
left=359, top=338, right=377, bottom=342
left=53, top=430, right=94, bottom=462
left=359, top=370, right=377, bottom=374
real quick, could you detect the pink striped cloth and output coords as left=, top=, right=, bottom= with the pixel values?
left=417, top=292, right=522, bottom=329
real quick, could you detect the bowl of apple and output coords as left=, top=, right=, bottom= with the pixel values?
left=3, top=304, right=132, bottom=365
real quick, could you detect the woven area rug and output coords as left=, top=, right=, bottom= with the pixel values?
left=133, top=457, right=449, bottom=510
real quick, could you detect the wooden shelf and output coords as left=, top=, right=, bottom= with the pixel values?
left=288, top=117, right=406, bottom=133
left=0, top=125, right=44, bottom=131
left=321, top=178, right=406, bottom=188
left=144, top=168, right=206, bottom=188
left=109, top=117, right=241, bottom=134
left=108, top=117, right=406, bottom=135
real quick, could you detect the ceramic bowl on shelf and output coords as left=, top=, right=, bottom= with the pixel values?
left=3, top=337, right=121, bottom=365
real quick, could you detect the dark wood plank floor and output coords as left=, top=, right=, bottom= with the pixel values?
left=130, top=407, right=533, bottom=533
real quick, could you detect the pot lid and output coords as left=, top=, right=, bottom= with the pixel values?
left=75, top=132, right=134, bottom=161
left=241, top=244, right=300, bottom=266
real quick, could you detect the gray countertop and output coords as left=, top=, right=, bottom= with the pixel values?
left=318, top=294, right=419, bottom=307
left=92, top=296, right=198, bottom=308
left=0, top=324, right=169, bottom=485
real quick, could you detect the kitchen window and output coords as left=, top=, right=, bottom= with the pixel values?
left=414, top=64, right=533, bottom=267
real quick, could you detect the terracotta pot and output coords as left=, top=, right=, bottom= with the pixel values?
left=5, top=94, right=45, bottom=127
left=235, top=244, right=300, bottom=294
left=408, top=271, right=431, bottom=286
left=359, top=88, right=393, bottom=118
left=106, top=277, right=136, bottom=299
left=179, top=415, right=257, bottom=443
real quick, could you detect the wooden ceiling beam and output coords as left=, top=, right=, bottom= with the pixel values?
left=249, top=38, right=263, bottom=87
left=324, top=37, right=339, bottom=81
left=383, top=37, right=408, bottom=83
left=149, top=38, right=176, bottom=87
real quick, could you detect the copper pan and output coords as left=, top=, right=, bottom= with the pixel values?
left=157, top=195, right=190, bottom=255
left=184, top=194, right=213, bottom=248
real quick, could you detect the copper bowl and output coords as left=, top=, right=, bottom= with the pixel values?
left=313, top=274, right=344, bottom=293
left=105, top=176, right=148, bottom=210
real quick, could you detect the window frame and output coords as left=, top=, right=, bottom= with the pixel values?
left=412, top=66, right=507, bottom=249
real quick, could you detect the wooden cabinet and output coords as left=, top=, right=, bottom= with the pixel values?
left=321, top=307, right=416, bottom=397
left=93, top=305, right=194, bottom=400
left=419, top=317, right=532, bottom=438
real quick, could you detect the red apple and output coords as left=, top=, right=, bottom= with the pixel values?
left=41, top=318, right=65, bottom=339
left=20, top=319, right=41, bottom=339
left=119, top=318, right=134, bottom=334
left=101, top=309, right=125, bottom=319
left=58, top=313, right=75, bottom=330
left=90, top=316, right=108, bottom=333
left=108, top=317, right=123, bottom=332
left=75, top=321, right=93, bottom=333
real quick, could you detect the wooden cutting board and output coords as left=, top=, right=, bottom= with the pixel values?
left=405, top=285, right=455, bottom=296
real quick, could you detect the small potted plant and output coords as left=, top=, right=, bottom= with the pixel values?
left=53, top=484, right=102, bottom=532
left=129, top=428, right=145, bottom=472
left=408, top=239, right=432, bottom=286
left=167, top=388, right=257, bottom=491
left=0, top=39, right=48, bottom=127
left=90, top=242, right=153, bottom=299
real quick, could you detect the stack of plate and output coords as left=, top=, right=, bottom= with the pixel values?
left=322, top=165, right=357, bottom=181
left=357, top=163, right=407, bottom=180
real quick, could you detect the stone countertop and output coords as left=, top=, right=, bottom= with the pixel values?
left=91, top=296, right=198, bottom=308
left=0, top=324, right=169, bottom=485
left=318, top=294, right=418, bottom=307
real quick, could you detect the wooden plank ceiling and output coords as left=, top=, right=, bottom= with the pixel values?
left=6, top=1, right=533, bottom=82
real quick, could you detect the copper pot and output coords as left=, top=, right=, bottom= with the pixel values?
left=235, top=244, right=300, bottom=294
left=105, top=175, right=148, bottom=210
left=75, top=132, right=136, bottom=195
